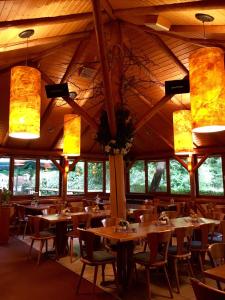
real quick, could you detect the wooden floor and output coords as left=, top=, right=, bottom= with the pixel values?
left=16, top=235, right=224, bottom=300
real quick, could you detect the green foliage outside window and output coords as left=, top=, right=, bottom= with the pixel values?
left=87, top=162, right=103, bottom=192
left=129, top=160, right=145, bottom=193
left=0, top=158, right=10, bottom=189
left=14, top=159, right=36, bottom=195
left=148, top=161, right=167, bottom=192
left=106, top=161, right=110, bottom=193
left=170, top=159, right=190, bottom=194
left=198, top=156, right=224, bottom=196
left=67, top=161, right=84, bottom=194
left=39, top=160, right=60, bottom=196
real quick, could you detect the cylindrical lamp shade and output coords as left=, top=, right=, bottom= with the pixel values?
left=173, top=110, right=193, bottom=154
left=63, top=114, right=81, bottom=156
left=189, top=47, right=225, bottom=133
left=9, top=66, right=41, bottom=139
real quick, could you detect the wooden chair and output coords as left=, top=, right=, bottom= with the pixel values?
left=101, top=217, right=118, bottom=251
left=161, top=210, right=179, bottom=219
left=132, top=230, right=173, bottom=300
left=15, top=204, right=30, bottom=238
left=140, top=212, right=157, bottom=223
left=190, top=278, right=225, bottom=300
left=168, top=226, right=194, bottom=293
left=67, top=213, right=91, bottom=263
left=28, top=215, right=57, bottom=265
left=209, top=220, right=225, bottom=244
left=208, top=242, right=225, bottom=289
left=191, top=223, right=214, bottom=278
left=76, top=229, right=118, bottom=295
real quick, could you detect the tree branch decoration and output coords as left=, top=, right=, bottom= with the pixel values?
left=96, top=105, right=134, bottom=155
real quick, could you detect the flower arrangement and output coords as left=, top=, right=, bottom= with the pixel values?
left=0, top=188, right=12, bottom=205
left=96, top=105, right=134, bottom=155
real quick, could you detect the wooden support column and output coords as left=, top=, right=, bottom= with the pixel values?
left=62, top=158, right=68, bottom=203
left=92, top=1, right=126, bottom=219
left=109, top=154, right=126, bottom=219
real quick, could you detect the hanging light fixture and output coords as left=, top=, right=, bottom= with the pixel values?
left=9, top=29, right=41, bottom=139
left=190, top=14, right=225, bottom=133
left=63, top=114, right=81, bottom=156
left=173, top=110, right=193, bottom=155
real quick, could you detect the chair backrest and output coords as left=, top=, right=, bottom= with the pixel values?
left=70, top=206, right=83, bottom=213
left=193, top=223, right=214, bottom=249
left=208, top=243, right=225, bottom=267
left=190, top=278, right=225, bottom=300
left=101, top=217, right=117, bottom=227
left=47, top=206, right=57, bottom=214
left=174, top=226, right=194, bottom=255
left=146, top=230, right=171, bottom=265
left=220, top=220, right=225, bottom=243
left=28, top=215, right=41, bottom=236
left=78, top=229, right=95, bottom=261
left=71, top=213, right=91, bottom=231
left=133, top=209, right=147, bottom=223
left=84, top=206, right=92, bottom=212
left=140, top=212, right=157, bottom=223
left=16, top=204, right=26, bottom=219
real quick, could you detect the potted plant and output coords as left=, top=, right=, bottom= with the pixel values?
left=0, top=188, right=12, bottom=244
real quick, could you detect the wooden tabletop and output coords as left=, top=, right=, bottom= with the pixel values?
left=23, top=204, right=51, bottom=211
left=39, top=210, right=111, bottom=223
left=89, top=217, right=220, bottom=242
left=204, top=265, right=225, bottom=283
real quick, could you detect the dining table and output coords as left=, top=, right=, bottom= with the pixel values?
left=89, top=217, right=220, bottom=289
left=38, top=209, right=111, bottom=257
left=204, top=264, right=225, bottom=285
left=22, top=203, right=52, bottom=215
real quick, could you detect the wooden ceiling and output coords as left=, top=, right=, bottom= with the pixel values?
left=1, top=0, right=225, bottom=158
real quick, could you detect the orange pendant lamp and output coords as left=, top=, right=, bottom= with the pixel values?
left=189, top=47, right=225, bottom=133
left=173, top=110, right=193, bottom=155
left=9, top=66, right=41, bottom=139
left=9, top=29, right=41, bottom=139
left=63, top=114, right=81, bottom=157
left=189, top=14, right=225, bottom=133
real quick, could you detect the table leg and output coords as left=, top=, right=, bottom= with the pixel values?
left=55, top=221, right=68, bottom=257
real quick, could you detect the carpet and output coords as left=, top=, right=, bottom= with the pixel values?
left=0, top=237, right=117, bottom=300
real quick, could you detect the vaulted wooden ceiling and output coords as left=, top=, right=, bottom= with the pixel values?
left=0, top=0, right=225, bottom=158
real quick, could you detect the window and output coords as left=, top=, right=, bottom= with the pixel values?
left=0, top=158, right=10, bottom=189
left=198, top=156, right=224, bottom=196
left=39, top=160, right=60, bottom=196
left=67, top=161, right=84, bottom=195
left=148, top=161, right=167, bottom=192
left=13, top=159, right=36, bottom=195
left=105, top=161, right=110, bottom=193
left=170, top=159, right=190, bottom=194
left=87, top=162, right=103, bottom=192
left=129, top=160, right=145, bottom=193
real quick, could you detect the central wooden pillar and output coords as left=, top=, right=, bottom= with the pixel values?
left=109, top=154, right=126, bottom=219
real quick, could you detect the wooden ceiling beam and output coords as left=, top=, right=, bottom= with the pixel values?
left=102, top=0, right=116, bottom=20
left=134, top=94, right=173, bottom=134
left=130, top=87, right=171, bottom=127
left=41, top=71, right=98, bottom=130
left=91, top=0, right=116, bottom=137
left=0, top=31, right=90, bottom=53
left=171, top=25, right=225, bottom=34
left=143, top=26, right=225, bottom=50
left=148, top=126, right=173, bottom=149
left=125, top=23, right=188, bottom=75
left=0, top=12, right=97, bottom=29
left=115, top=1, right=225, bottom=16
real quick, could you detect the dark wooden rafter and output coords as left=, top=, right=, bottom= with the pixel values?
left=0, top=31, right=90, bottom=53
left=0, top=12, right=97, bottom=29
left=69, top=158, right=79, bottom=172
left=102, top=0, right=116, bottom=20
left=143, top=27, right=225, bottom=50
left=51, top=158, right=64, bottom=173
left=130, top=87, right=171, bottom=127
left=41, top=71, right=98, bottom=130
left=173, top=155, right=188, bottom=171
left=192, top=154, right=208, bottom=173
left=91, top=0, right=116, bottom=137
left=115, top=1, right=225, bottom=16
left=124, top=23, right=189, bottom=75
